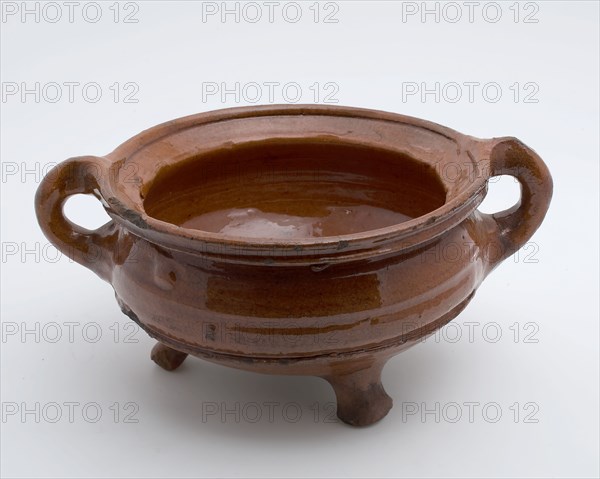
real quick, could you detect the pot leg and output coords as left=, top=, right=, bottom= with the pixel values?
left=151, top=342, right=188, bottom=371
left=324, top=361, right=392, bottom=427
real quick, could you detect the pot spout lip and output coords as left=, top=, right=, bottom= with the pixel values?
left=97, top=104, right=490, bottom=264
left=104, top=186, right=487, bottom=265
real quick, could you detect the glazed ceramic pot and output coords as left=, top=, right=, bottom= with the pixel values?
left=35, top=105, right=552, bottom=426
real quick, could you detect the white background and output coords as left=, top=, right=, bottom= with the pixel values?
left=1, top=1, right=599, bottom=478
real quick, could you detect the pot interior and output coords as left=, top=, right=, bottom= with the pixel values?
left=143, top=141, right=446, bottom=239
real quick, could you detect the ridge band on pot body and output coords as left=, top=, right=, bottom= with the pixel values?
left=35, top=105, right=553, bottom=427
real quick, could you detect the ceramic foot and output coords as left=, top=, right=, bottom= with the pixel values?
left=151, top=342, right=188, bottom=371
left=325, top=362, right=392, bottom=427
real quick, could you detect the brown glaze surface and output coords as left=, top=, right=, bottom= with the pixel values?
left=35, top=105, right=553, bottom=426
left=143, top=141, right=446, bottom=238
left=178, top=205, right=413, bottom=239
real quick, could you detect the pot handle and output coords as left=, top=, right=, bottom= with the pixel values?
left=479, top=137, right=553, bottom=271
left=34, top=156, right=117, bottom=282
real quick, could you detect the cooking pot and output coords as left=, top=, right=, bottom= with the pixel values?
left=35, top=105, right=552, bottom=426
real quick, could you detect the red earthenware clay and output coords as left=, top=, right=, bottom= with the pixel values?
left=35, top=105, right=553, bottom=426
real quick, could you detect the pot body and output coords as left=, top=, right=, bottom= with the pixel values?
left=109, top=210, right=496, bottom=373
left=35, top=105, right=553, bottom=370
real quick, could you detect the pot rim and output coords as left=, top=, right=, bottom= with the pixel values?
left=99, top=104, right=490, bottom=262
